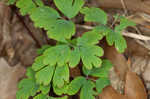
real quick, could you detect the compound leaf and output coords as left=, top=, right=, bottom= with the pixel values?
left=106, top=31, right=127, bottom=53
left=54, top=0, right=85, bottom=18
left=96, top=78, right=110, bottom=93
left=80, top=7, right=107, bottom=25
left=80, top=80, right=96, bottom=99
left=68, top=30, right=104, bottom=69
left=78, top=31, right=104, bottom=69
left=35, top=65, right=55, bottom=86
left=53, top=65, right=69, bottom=88
left=115, top=16, right=136, bottom=32
left=106, top=16, right=135, bottom=53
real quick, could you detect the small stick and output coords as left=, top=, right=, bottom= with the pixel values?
left=76, top=24, right=150, bottom=41
left=10, top=6, right=41, bottom=48
left=120, top=0, right=128, bottom=15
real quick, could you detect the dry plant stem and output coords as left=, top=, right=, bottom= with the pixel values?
left=111, top=14, right=120, bottom=28
left=135, top=40, right=150, bottom=51
left=10, top=6, right=41, bottom=48
left=139, top=13, right=150, bottom=23
left=120, top=0, right=150, bottom=48
left=123, top=31, right=150, bottom=41
left=120, top=0, right=128, bottom=15
left=97, top=0, right=150, bottom=14
left=76, top=24, right=150, bottom=41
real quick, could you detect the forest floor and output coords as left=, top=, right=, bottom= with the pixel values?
left=1, top=0, right=150, bottom=99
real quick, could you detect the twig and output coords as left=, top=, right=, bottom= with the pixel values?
left=120, top=0, right=128, bottom=15
left=123, top=31, right=150, bottom=41
left=76, top=24, right=93, bottom=30
left=10, top=6, right=41, bottom=48
left=111, top=14, right=120, bottom=28
left=139, top=13, right=150, bottom=23
left=135, top=40, right=150, bottom=50
left=76, top=24, right=150, bottom=41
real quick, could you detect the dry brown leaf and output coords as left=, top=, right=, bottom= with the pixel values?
left=103, top=44, right=129, bottom=81
left=96, top=0, right=150, bottom=14
left=99, top=71, right=147, bottom=99
left=125, top=38, right=149, bottom=57
left=125, top=71, right=147, bottom=99
left=99, top=86, right=128, bottom=99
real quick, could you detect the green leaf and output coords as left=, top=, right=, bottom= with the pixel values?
left=69, top=47, right=80, bottom=68
left=16, top=0, right=43, bottom=15
left=80, top=7, right=107, bottom=24
left=7, top=0, right=16, bottom=5
left=53, top=64, right=69, bottom=88
left=96, top=78, right=110, bottom=93
left=30, top=7, right=75, bottom=41
left=106, top=31, right=127, bottom=53
left=77, top=30, right=103, bottom=45
left=34, top=94, right=47, bottom=99
left=80, top=80, right=96, bottom=99
left=67, top=76, right=86, bottom=95
left=78, top=31, right=104, bottom=69
left=49, top=96, right=68, bottom=99
left=93, top=25, right=113, bottom=37
left=83, top=60, right=113, bottom=77
left=43, top=45, right=71, bottom=66
left=26, top=67, right=35, bottom=79
left=37, top=45, right=51, bottom=55
left=35, top=65, right=55, bottom=86
left=79, top=45, right=103, bottom=69
left=54, top=0, right=85, bottom=18
left=32, top=55, right=45, bottom=71
left=105, top=16, right=135, bottom=53
left=16, top=79, right=39, bottom=99
left=47, top=20, right=75, bottom=41
left=30, top=6, right=60, bottom=29
left=115, top=16, right=136, bottom=32
left=68, top=30, right=104, bottom=69
left=39, top=85, right=50, bottom=95
left=53, top=84, right=68, bottom=95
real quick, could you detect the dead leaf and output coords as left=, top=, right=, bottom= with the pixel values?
left=99, top=71, right=147, bottom=99
left=125, top=71, right=147, bottom=99
left=99, top=86, right=128, bottom=99
left=96, top=0, right=150, bottom=14
left=103, top=44, right=129, bottom=81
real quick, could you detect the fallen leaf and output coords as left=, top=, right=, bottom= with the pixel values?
left=103, top=44, right=129, bottom=81
left=125, top=71, right=147, bottom=99
left=99, top=86, right=128, bottom=99
left=99, top=71, right=147, bottom=99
